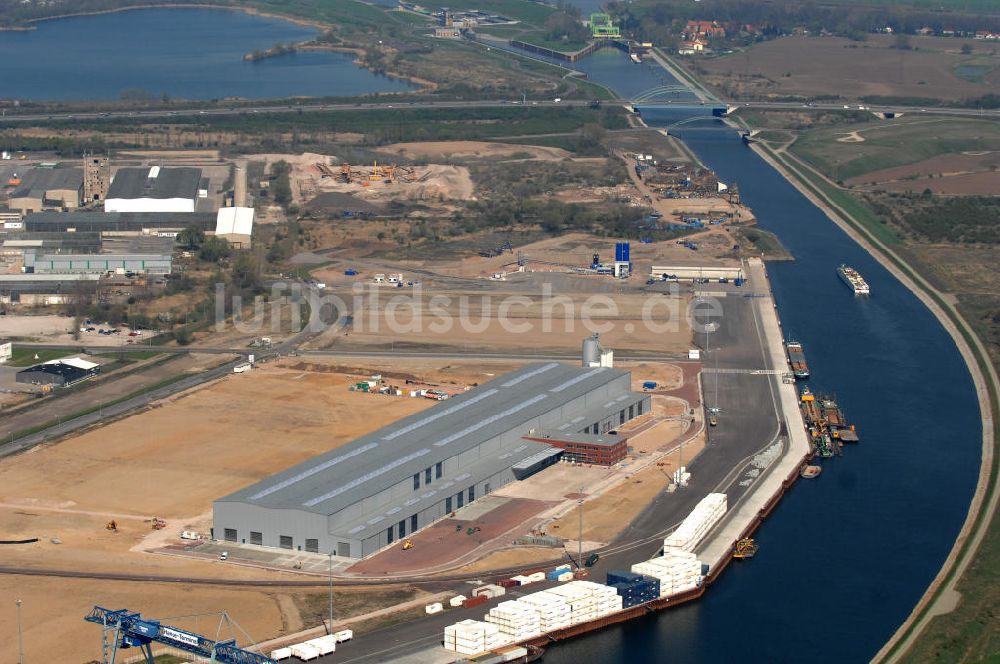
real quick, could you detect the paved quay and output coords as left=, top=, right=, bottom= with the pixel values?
left=698, top=257, right=812, bottom=569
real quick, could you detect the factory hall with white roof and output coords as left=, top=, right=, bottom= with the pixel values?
left=213, top=346, right=650, bottom=559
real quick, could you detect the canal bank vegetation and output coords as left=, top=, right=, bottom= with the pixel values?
left=751, top=134, right=1000, bottom=664
left=0, top=105, right=629, bottom=154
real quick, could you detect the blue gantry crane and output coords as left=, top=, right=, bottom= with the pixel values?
left=85, top=606, right=275, bottom=664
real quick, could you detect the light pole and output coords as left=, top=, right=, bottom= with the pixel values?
left=328, top=552, right=334, bottom=634
left=16, top=598, right=24, bottom=664
left=577, top=487, right=584, bottom=569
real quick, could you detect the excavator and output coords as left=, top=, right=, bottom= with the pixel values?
left=105, top=520, right=118, bottom=532
left=401, top=539, right=414, bottom=551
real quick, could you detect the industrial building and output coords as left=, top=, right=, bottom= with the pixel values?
left=214, top=361, right=650, bottom=558
left=523, top=430, right=628, bottom=466
left=214, top=207, right=254, bottom=248
left=650, top=265, right=745, bottom=281
left=16, top=356, right=100, bottom=387
left=20, top=211, right=216, bottom=235
left=8, top=168, right=83, bottom=213
left=105, top=167, right=202, bottom=213
left=24, top=249, right=172, bottom=275
left=0, top=273, right=100, bottom=305
left=83, top=154, right=110, bottom=203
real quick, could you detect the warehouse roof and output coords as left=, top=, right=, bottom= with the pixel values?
left=17, top=361, right=96, bottom=383
left=10, top=168, right=83, bottom=199
left=107, top=167, right=201, bottom=201
left=215, top=207, right=254, bottom=236
left=218, top=363, right=633, bottom=516
left=23, top=211, right=217, bottom=232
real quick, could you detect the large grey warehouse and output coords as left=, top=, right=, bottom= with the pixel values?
left=213, top=362, right=650, bottom=559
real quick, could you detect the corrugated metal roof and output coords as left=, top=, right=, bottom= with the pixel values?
left=106, top=167, right=201, bottom=201
left=217, top=363, right=632, bottom=516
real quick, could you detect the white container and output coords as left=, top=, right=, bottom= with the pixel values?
left=334, top=629, right=353, bottom=642
left=270, top=647, right=292, bottom=661
left=426, top=602, right=443, bottom=614
left=557, top=572, right=573, bottom=582
left=527, top=572, right=546, bottom=583
left=449, top=595, right=468, bottom=608
left=289, top=643, right=320, bottom=661
left=304, top=636, right=335, bottom=655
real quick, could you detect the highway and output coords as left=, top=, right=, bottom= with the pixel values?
left=1, top=98, right=997, bottom=124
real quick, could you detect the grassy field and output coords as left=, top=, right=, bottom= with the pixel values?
left=7, top=348, right=67, bottom=367
left=694, top=34, right=1000, bottom=103
left=791, top=117, right=1000, bottom=182
left=1, top=106, right=628, bottom=147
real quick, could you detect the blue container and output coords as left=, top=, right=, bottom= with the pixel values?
left=607, top=570, right=643, bottom=585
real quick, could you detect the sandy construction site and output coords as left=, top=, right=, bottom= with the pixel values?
left=0, top=353, right=702, bottom=661
left=250, top=151, right=475, bottom=208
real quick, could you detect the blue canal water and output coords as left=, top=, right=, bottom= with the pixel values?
left=0, top=8, right=414, bottom=101
left=532, top=62, right=983, bottom=662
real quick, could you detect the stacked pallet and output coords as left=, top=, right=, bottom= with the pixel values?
left=632, top=550, right=703, bottom=597
left=485, top=600, right=543, bottom=641
left=517, top=593, right=572, bottom=631
left=444, top=619, right=509, bottom=656
left=662, top=492, right=727, bottom=553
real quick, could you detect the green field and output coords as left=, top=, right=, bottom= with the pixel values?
left=7, top=348, right=68, bottom=367
left=4, top=106, right=628, bottom=144
left=792, top=117, right=1000, bottom=181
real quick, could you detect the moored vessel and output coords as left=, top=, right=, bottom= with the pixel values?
left=838, top=264, right=870, bottom=295
left=784, top=340, right=810, bottom=379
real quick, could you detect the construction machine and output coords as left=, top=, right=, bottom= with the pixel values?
left=402, top=539, right=414, bottom=551
left=105, top=520, right=118, bottom=532
left=733, top=537, right=758, bottom=559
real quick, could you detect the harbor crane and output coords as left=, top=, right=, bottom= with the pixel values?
left=85, top=606, right=275, bottom=664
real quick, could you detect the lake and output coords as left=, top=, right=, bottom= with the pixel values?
left=0, top=8, right=415, bottom=101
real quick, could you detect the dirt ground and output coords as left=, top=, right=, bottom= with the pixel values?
left=323, top=287, right=694, bottom=354
left=0, top=358, right=549, bottom=661
left=0, top=314, right=74, bottom=339
left=248, top=151, right=475, bottom=207
left=373, top=140, right=573, bottom=162
left=0, top=353, right=227, bottom=441
left=0, top=575, right=286, bottom=664
left=697, top=34, right=1000, bottom=101
left=846, top=151, right=1000, bottom=195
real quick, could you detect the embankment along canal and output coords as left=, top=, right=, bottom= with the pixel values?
left=534, top=52, right=982, bottom=663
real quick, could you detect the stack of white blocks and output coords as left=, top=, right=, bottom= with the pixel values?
left=632, top=550, right=703, bottom=597
left=662, top=492, right=727, bottom=553
left=485, top=600, right=543, bottom=641
left=444, top=619, right=510, bottom=656
left=517, top=593, right=572, bottom=631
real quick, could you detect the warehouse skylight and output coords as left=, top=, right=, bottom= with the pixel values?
left=249, top=442, right=379, bottom=500
left=433, top=394, right=548, bottom=447
left=381, top=389, right=499, bottom=441
left=501, top=362, right=560, bottom=387
left=302, top=448, right=431, bottom=507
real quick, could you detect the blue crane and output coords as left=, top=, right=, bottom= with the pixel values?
left=85, top=606, right=275, bottom=664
